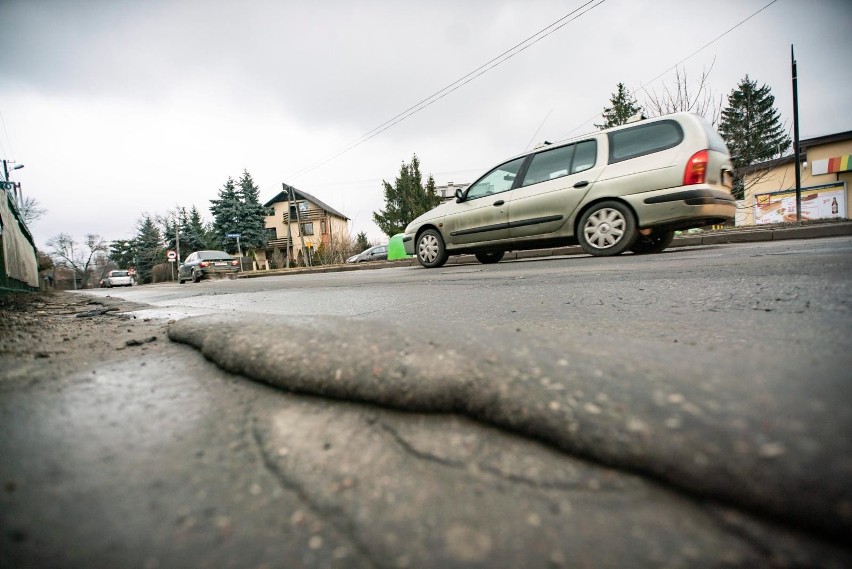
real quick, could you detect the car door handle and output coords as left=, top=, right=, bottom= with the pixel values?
left=573, top=181, right=589, bottom=188
left=493, top=200, right=505, bottom=206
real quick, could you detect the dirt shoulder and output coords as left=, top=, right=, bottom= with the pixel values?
left=0, top=291, right=169, bottom=388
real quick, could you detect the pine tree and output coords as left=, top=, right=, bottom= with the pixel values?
left=184, top=206, right=213, bottom=253
left=355, top=231, right=370, bottom=252
left=134, top=215, right=163, bottom=284
left=373, top=154, right=442, bottom=238
left=236, top=170, right=268, bottom=251
left=210, top=177, right=242, bottom=253
left=718, top=75, right=791, bottom=198
left=596, top=83, right=643, bottom=129
left=109, top=239, right=137, bottom=270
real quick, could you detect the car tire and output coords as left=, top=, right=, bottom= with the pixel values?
left=630, top=229, right=675, bottom=255
left=475, top=251, right=504, bottom=264
left=577, top=201, right=637, bottom=257
left=416, top=229, right=449, bottom=269
left=192, top=270, right=201, bottom=283
left=179, top=278, right=185, bottom=284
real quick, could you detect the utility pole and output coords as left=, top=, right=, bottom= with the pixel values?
left=284, top=184, right=293, bottom=269
left=791, top=44, right=803, bottom=224
left=292, top=188, right=310, bottom=267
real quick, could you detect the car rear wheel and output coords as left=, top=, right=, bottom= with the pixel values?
left=630, top=229, right=675, bottom=255
left=475, top=251, right=504, bottom=264
left=192, top=270, right=201, bottom=283
left=577, top=201, right=637, bottom=257
left=417, top=229, right=448, bottom=268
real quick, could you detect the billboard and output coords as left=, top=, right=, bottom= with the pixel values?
left=753, top=182, right=846, bottom=225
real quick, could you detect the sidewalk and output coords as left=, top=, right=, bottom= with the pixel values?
left=241, top=220, right=852, bottom=276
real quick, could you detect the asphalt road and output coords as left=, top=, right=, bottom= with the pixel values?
left=3, top=237, right=852, bottom=568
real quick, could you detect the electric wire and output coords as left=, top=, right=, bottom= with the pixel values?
left=555, top=0, right=780, bottom=142
left=285, top=0, right=607, bottom=181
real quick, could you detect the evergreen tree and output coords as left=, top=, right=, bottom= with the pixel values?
left=109, top=239, right=137, bottom=270
left=596, top=83, right=643, bottom=129
left=210, top=177, right=242, bottom=253
left=134, top=214, right=163, bottom=284
left=355, top=231, right=370, bottom=252
left=373, top=154, right=442, bottom=238
left=236, top=170, right=268, bottom=251
left=184, top=206, right=213, bottom=253
left=718, top=75, right=791, bottom=198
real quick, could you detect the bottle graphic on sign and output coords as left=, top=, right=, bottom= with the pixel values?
left=831, top=197, right=839, bottom=215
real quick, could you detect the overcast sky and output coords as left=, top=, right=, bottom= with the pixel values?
left=2, top=0, right=850, bottom=251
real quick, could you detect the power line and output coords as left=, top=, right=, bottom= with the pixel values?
left=285, top=0, right=607, bottom=181
left=555, top=0, right=780, bottom=142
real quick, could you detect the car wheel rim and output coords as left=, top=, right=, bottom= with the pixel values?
left=419, top=234, right=438, bottom=263
left=584, top=208, right=626, bottom=249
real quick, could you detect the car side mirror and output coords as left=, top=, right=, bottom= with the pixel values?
left=455, top=187, right=465, bottom=203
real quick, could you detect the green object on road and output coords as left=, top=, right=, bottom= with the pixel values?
left=387, top=233, right=410, bottom=260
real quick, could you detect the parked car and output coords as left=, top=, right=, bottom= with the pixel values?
left=346, top=244, right=388, bottom=263
left=101, top=269, right=133, bottom=288
left=403, top=112, right=735, bottom=268
left=178, top=250, right=240, bottom=283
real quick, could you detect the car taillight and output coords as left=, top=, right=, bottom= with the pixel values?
left=683, top=149, right=709, bottom=185
left=231, top=259, right=239, bottom=266
left=199, top=261, right=210, bottom=268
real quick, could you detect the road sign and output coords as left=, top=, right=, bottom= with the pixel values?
left=167, top=250, right=177, bottom=261
left=225, top=233, right=241, bottom=238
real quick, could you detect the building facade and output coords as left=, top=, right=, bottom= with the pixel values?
left=260, top=185, right=349, bottom=266
left=739, top=131, right=851, bottom=226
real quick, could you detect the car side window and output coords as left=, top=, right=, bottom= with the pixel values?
left=521, top=145, right=574, bottom=187
left=571, top=140, right=597, bottom=173
left=519, top=140, right=598, bottom=187
left=608, top=120, right=684, bottom=164
left=465, top=157, right=526, bottom=200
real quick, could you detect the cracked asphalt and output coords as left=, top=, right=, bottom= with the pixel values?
left=2, top=237, right=852, bottom=568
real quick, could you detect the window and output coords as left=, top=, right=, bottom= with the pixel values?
left=300, top=222, right=314, bottom=235
left=608, top=120, right=684, bottom=164
left=321, top=220, right=328, bottom=235
left=465, top=157, right=526, bottom=200
left=265, top=227, right=277, bottom=240
left=571, top=140, right=597, bottom=173
left=289, top=202, right=309, bottom=218
left=522, top=145, right=574, bottom=187
left=520, top=140, right=598, bottom=187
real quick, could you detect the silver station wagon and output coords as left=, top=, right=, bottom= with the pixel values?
left=403, top=112, right=735, bottom=268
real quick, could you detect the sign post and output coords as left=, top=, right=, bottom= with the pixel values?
left=167, top=250, right=177, bottom=281
left=225, top=233, right=244, bottom=272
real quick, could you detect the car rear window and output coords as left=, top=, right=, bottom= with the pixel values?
left=199, top=251, right=231, bottom=260
left=111, top=271, right=129, bottom=277
left=608, top=120, right=684, bottom=164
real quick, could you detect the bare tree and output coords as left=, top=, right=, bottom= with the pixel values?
left=19, top=196, right=47, bottom=226
left=643, top=62, right=723, bottom=126
left=46, top=233, right=109, bottom=288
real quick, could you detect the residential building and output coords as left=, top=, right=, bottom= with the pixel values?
left=435, top=181, right=469, bottom=201
left=260, top=185, right=349, bottom=266
left=739, top=131, right=851, bottom=225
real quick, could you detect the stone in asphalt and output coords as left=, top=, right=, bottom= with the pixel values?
left=169, top=313, right=852, bottom=547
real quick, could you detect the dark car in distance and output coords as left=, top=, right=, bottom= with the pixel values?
left=179, top=250, right=240, bottom=283
left=346, top=245, right=388, bottom=263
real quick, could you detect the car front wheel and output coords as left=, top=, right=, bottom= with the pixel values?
left=630, top=229, right=675, bottom=255
left=417, top=229, right=448, bottom=268
left=577, top=201, right=637, bottom=257
left=475, top=251, right=504, bottom=264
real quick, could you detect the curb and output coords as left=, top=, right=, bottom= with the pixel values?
left=237, top=220, right=852, bottom=278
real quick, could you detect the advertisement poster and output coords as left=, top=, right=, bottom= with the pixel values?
left=753, top=182, right=846, bottom=225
